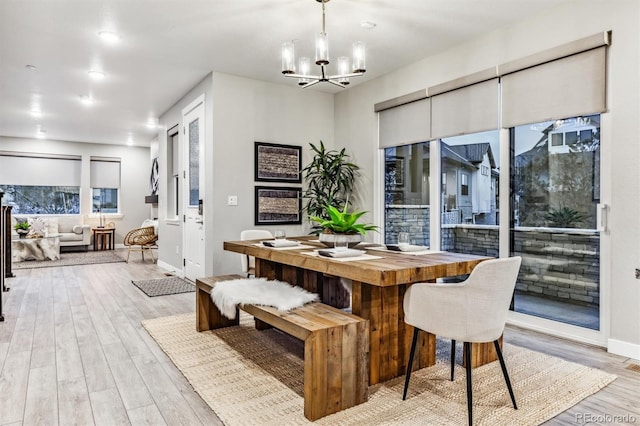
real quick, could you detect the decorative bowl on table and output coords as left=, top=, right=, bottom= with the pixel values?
left=319, top=232, right=363, bottom=248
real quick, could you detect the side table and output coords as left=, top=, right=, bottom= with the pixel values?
left=92, top=227, right=115, bottom=251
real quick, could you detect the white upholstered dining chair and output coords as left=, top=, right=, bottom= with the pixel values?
left=402, top=256, right=522, bottom=426
left=240, top=229, right=273, bottom=277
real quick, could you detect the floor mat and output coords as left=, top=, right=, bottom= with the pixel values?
left=132, top=276, right=195, bottom=297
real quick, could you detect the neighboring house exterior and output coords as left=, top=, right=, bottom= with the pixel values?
left=514, top=116, right=600, bottom=228
left=441, top=142, right=498, bottom=225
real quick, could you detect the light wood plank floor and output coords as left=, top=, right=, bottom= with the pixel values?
left=0, top=252, right=638, bottom=425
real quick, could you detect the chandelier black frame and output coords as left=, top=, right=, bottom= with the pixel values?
left=281, top=0, right=366, bottom=88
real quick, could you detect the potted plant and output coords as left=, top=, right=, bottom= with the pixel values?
left=302, top=141, right=361, bottom=233
left=310, top=204, right=377, bottom=247
left=14, top=221, right=30, bottom=238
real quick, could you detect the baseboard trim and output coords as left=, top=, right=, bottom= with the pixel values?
left=608, top=338, right=640, bottom=361
left=157, top=260, right=184, bottom=278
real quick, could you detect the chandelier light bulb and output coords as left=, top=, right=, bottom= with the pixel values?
left=352, top=41, right=366, bottom=73
left=315, top=32, right=329, bottom=65
left=337, top=56, right=350, bottom=85
left=281, top=42, right=295, bottom=74
left=298, top=57, right=311, bottom=86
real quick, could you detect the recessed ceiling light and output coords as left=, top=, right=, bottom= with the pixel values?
left=80, top=95, right=95, bottom=106
left=88, top=70, right=105, bottom=80
left=30, top=108, right=42, bottom=118
left=25, top=64, right=37, bottom=70
left=360, top=21, right=376, bottom=30
left=98, top=31, right=120, bottom=43
left=146, top=118, right=158, bottom=129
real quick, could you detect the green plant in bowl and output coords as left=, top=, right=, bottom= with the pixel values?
left=310, top=204, right=377, bottom=247
left=14, top=221, right=30, bottom=231
left=310, top=205, right=377, bottom=235
left=14, top=220, right=30, bottom=236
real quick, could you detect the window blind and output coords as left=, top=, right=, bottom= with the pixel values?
left=430, top=78, right=499, bottom=139
left=0, top=154, right=81, bottom=186
left=90, top=158, right=121, bottom=189
left=378, top=98, right=431, bottom=148
left=501, top=46, right=607, bottom=128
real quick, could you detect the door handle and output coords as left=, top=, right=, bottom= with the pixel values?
left=596, top=203, right=607, bottom=232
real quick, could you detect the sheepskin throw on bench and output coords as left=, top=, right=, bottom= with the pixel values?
left=210, top=278, right=320, bottom=319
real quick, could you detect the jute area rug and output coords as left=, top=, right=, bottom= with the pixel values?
left=132, top=276, right=195, bottom=297
left=142, top=313, right=616, bottom=426
left=12, top=250, right=125, bottom=269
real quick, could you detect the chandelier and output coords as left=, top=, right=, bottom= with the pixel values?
left=281, top=0, right=366, bottom=88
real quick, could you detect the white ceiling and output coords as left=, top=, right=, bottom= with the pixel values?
left=0, top=0, right=571, bottom=148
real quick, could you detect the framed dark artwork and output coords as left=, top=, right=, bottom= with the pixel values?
left=255, top=142, right=302, bottom=183
left=385, top=156, right=405, bottom=187
left=255, top=186, right=302, bottom=225
left=150, top=157, right=159, bottom=195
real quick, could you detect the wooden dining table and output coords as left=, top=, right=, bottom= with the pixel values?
left=223, top=237, right=493, bottom=385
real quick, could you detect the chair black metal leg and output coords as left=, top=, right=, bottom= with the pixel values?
left=464, top=342, right=473, bottom=426
left=450, top=339, right=456, bottom=381
left=493, top=340, right=518, bottom=409
left=402, top=328, right=420, bottom=400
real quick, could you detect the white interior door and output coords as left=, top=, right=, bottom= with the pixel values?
left=182, top=95, right=206, bottom=281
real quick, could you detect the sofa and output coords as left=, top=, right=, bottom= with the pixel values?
left=12, top=215, right=91, bottom=251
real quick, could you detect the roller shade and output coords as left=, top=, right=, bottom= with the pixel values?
left=90, top=158, right=121, bottom=189
left=431, top=78, right=499, bottom=139
left=379, top=98, right=431, bottom=148
left=501, top=47, right=607, bottom=128
left=0, top=154, right=81, bottom=186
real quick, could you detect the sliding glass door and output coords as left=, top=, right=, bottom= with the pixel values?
left=511, top=115, right=601, bottom=330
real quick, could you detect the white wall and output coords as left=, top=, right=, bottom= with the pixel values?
left=0, top=136, right=150, bottom=244
left=157, top=72, right=334, bottom=276
left=334, top=0, right=640, bottom=356
left=209, top=72, right=334, bottom=275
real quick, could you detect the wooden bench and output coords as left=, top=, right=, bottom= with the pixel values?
left=196, top=275, right=369, bottom=421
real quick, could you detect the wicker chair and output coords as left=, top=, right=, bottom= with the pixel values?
left=124, top=226, right=158, bottom=263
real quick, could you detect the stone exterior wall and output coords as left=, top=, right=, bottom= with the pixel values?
left=385, top=205, right=429, bottom=245
left=513, top=228, right=600, bottom=307
left=445, top=225, right=600, bottom=307
left=387, top=208, right=600, bottom=308
left=445, top=224, right=499, bottom=257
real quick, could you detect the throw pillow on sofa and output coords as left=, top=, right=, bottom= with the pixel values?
left=28, top=217, right=48, bottom=236
left=27, top=217, right=59, bottom=237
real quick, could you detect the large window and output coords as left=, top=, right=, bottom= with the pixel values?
left=441, top=131, right=500, bottom=224
left=384, top=142, right=430, bottom=245
left=90, top=158, right=120, bottom=213
left=92, top=188, right=118, bottom=213
left=440, top=130, right=500, bottom=257
left=0, top=185, right=80, bottom=214
left=0, top=154, right=81, bottom=214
